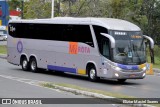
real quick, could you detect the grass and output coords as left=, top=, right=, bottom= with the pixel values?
left=147, top=45, right=160, bottom=69
left=40, top=82, right=135, bottom=98
left=40, top=82, right=160, bottom=107
left=0, top=45, right=7, bottom=54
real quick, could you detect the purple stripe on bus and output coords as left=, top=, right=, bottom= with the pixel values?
left=47, top=65, right=76, bottom=73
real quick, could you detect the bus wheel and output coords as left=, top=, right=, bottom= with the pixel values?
left=88, top=66, right=98, bottom=82
left=117, top=79, right=127, bottom=83
left=21, top=57, right=29, bottom=71
left=30, top=57, right=38, bottom=73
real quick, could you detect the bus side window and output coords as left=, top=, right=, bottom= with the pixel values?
left=102, top=39, right=110, bottom=59
left=9, top=23, right=22, bottom=38
left=62, top=25, right=74, bottom=42
left=93, top=25, right=110, bottom=59
left=75, top=25, right=94, bottom=47
left=61, top=25, right=94, bottom=47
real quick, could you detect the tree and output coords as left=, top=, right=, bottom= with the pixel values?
left=23, top=0, right=51, bottom=19
left=140, top=0, right=160, bottom=63
left=8, top=0, right=21, bottom=10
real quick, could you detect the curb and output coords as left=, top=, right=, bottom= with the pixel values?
left=153, top=68, right=160, bottom=73
left=41, top=83, right=154, bottom=107
left=0, top=54, right=7, bottom=59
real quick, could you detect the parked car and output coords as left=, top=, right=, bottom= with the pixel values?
left=0, top=35, right=7, bottom=41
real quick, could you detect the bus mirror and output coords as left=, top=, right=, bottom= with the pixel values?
left=100, top=33, right=115, bottom=48
left=143, top=35, right=154, bottom=49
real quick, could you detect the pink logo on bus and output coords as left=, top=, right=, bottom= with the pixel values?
left=78, top=46, right=90, bottom=54
left=69, top=42, right=90, bottom=54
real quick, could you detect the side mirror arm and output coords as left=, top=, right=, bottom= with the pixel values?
left=100, top=33, right=115, bottom=49
left=143, top=35, right=154, bottom=49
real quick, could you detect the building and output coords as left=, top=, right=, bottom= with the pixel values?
left=10, top=9, right=21, bottom=20
left=0, top=0, right=9, bottom=36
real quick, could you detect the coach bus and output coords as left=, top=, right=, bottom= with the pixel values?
left=7, top=17, right=154, bottom=82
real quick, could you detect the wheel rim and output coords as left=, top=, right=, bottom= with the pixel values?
left=23, top=60, right=28, bottom=69
left=90, top=69, right=96, bottom=80
left=31, top=61, right=36, bottom=71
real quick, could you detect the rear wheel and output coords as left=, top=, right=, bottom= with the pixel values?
left=21, top=57, right=29, bottom=71
left=88, top=65, right=98, bottom=82
left=30, top=57, right=38, bottom=73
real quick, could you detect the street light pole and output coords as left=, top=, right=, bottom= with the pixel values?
left=51, top=0, right=54, bottom=18
left=21, top=0, right=24, bottom=19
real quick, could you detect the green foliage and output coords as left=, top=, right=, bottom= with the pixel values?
left=147, top=45, right=160, bottom=69
left=23, top=0, right=51, bottom=19
left=0, top=45, right=7, bottom=54
left=8, top=0, right=21, bottom=10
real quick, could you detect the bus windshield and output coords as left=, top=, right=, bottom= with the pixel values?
left=111, top=31, right=146, bottom=65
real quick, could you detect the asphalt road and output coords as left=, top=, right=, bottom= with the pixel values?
left=0, top=58, right=121, bottom=107
left=0, top=58, right=160, bottom=99
left=0, top=77, right=117, bottom=107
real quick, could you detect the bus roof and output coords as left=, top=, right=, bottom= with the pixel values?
left=9, top=17, right=141, bottom=31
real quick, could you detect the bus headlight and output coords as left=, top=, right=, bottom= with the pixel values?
left=115, top=73, right=119, bottom=77
left=142, top=67, right=147, bottom=71
left=115, top=67, right=122, bottom=71
left=142, top=73, right=146, bottom=77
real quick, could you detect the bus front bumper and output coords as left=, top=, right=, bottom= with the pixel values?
left=111, top=68, right=146, bottom=79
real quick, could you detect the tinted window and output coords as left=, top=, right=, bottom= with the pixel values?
left=93, top=25, right=109, bottom=55
left=61, top=25, right=94, bottom=47
left=9, top=23, right=22, bottom=38
left=9, top=23, right=94, bottom=47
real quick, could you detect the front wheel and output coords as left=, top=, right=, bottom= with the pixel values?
left=88, top=66, right=98, bottom=82
left=30, top=58, right=38, bottom=73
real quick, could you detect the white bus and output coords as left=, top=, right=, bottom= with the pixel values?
left=7, top=17, right=154, bottom=82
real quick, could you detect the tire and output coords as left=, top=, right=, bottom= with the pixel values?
left=88, top=65, right=98, bottom=82
left=21, top=57, right=29, bottom=71
left=30, top=57, right=38, bottom=73
left=117, top=79, right=127, bottom=83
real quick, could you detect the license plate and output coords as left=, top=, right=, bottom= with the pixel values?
left=130, top=74, right=136, bottom=77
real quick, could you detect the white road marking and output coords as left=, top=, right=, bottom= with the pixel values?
left=124, top=86, right=137, bottom=89
left=0, top=74, right=62, bottom=93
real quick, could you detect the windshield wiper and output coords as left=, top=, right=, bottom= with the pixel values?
left=132, top=44, right=141, bottom=64
left=140, top=38, right=145, bottom=51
